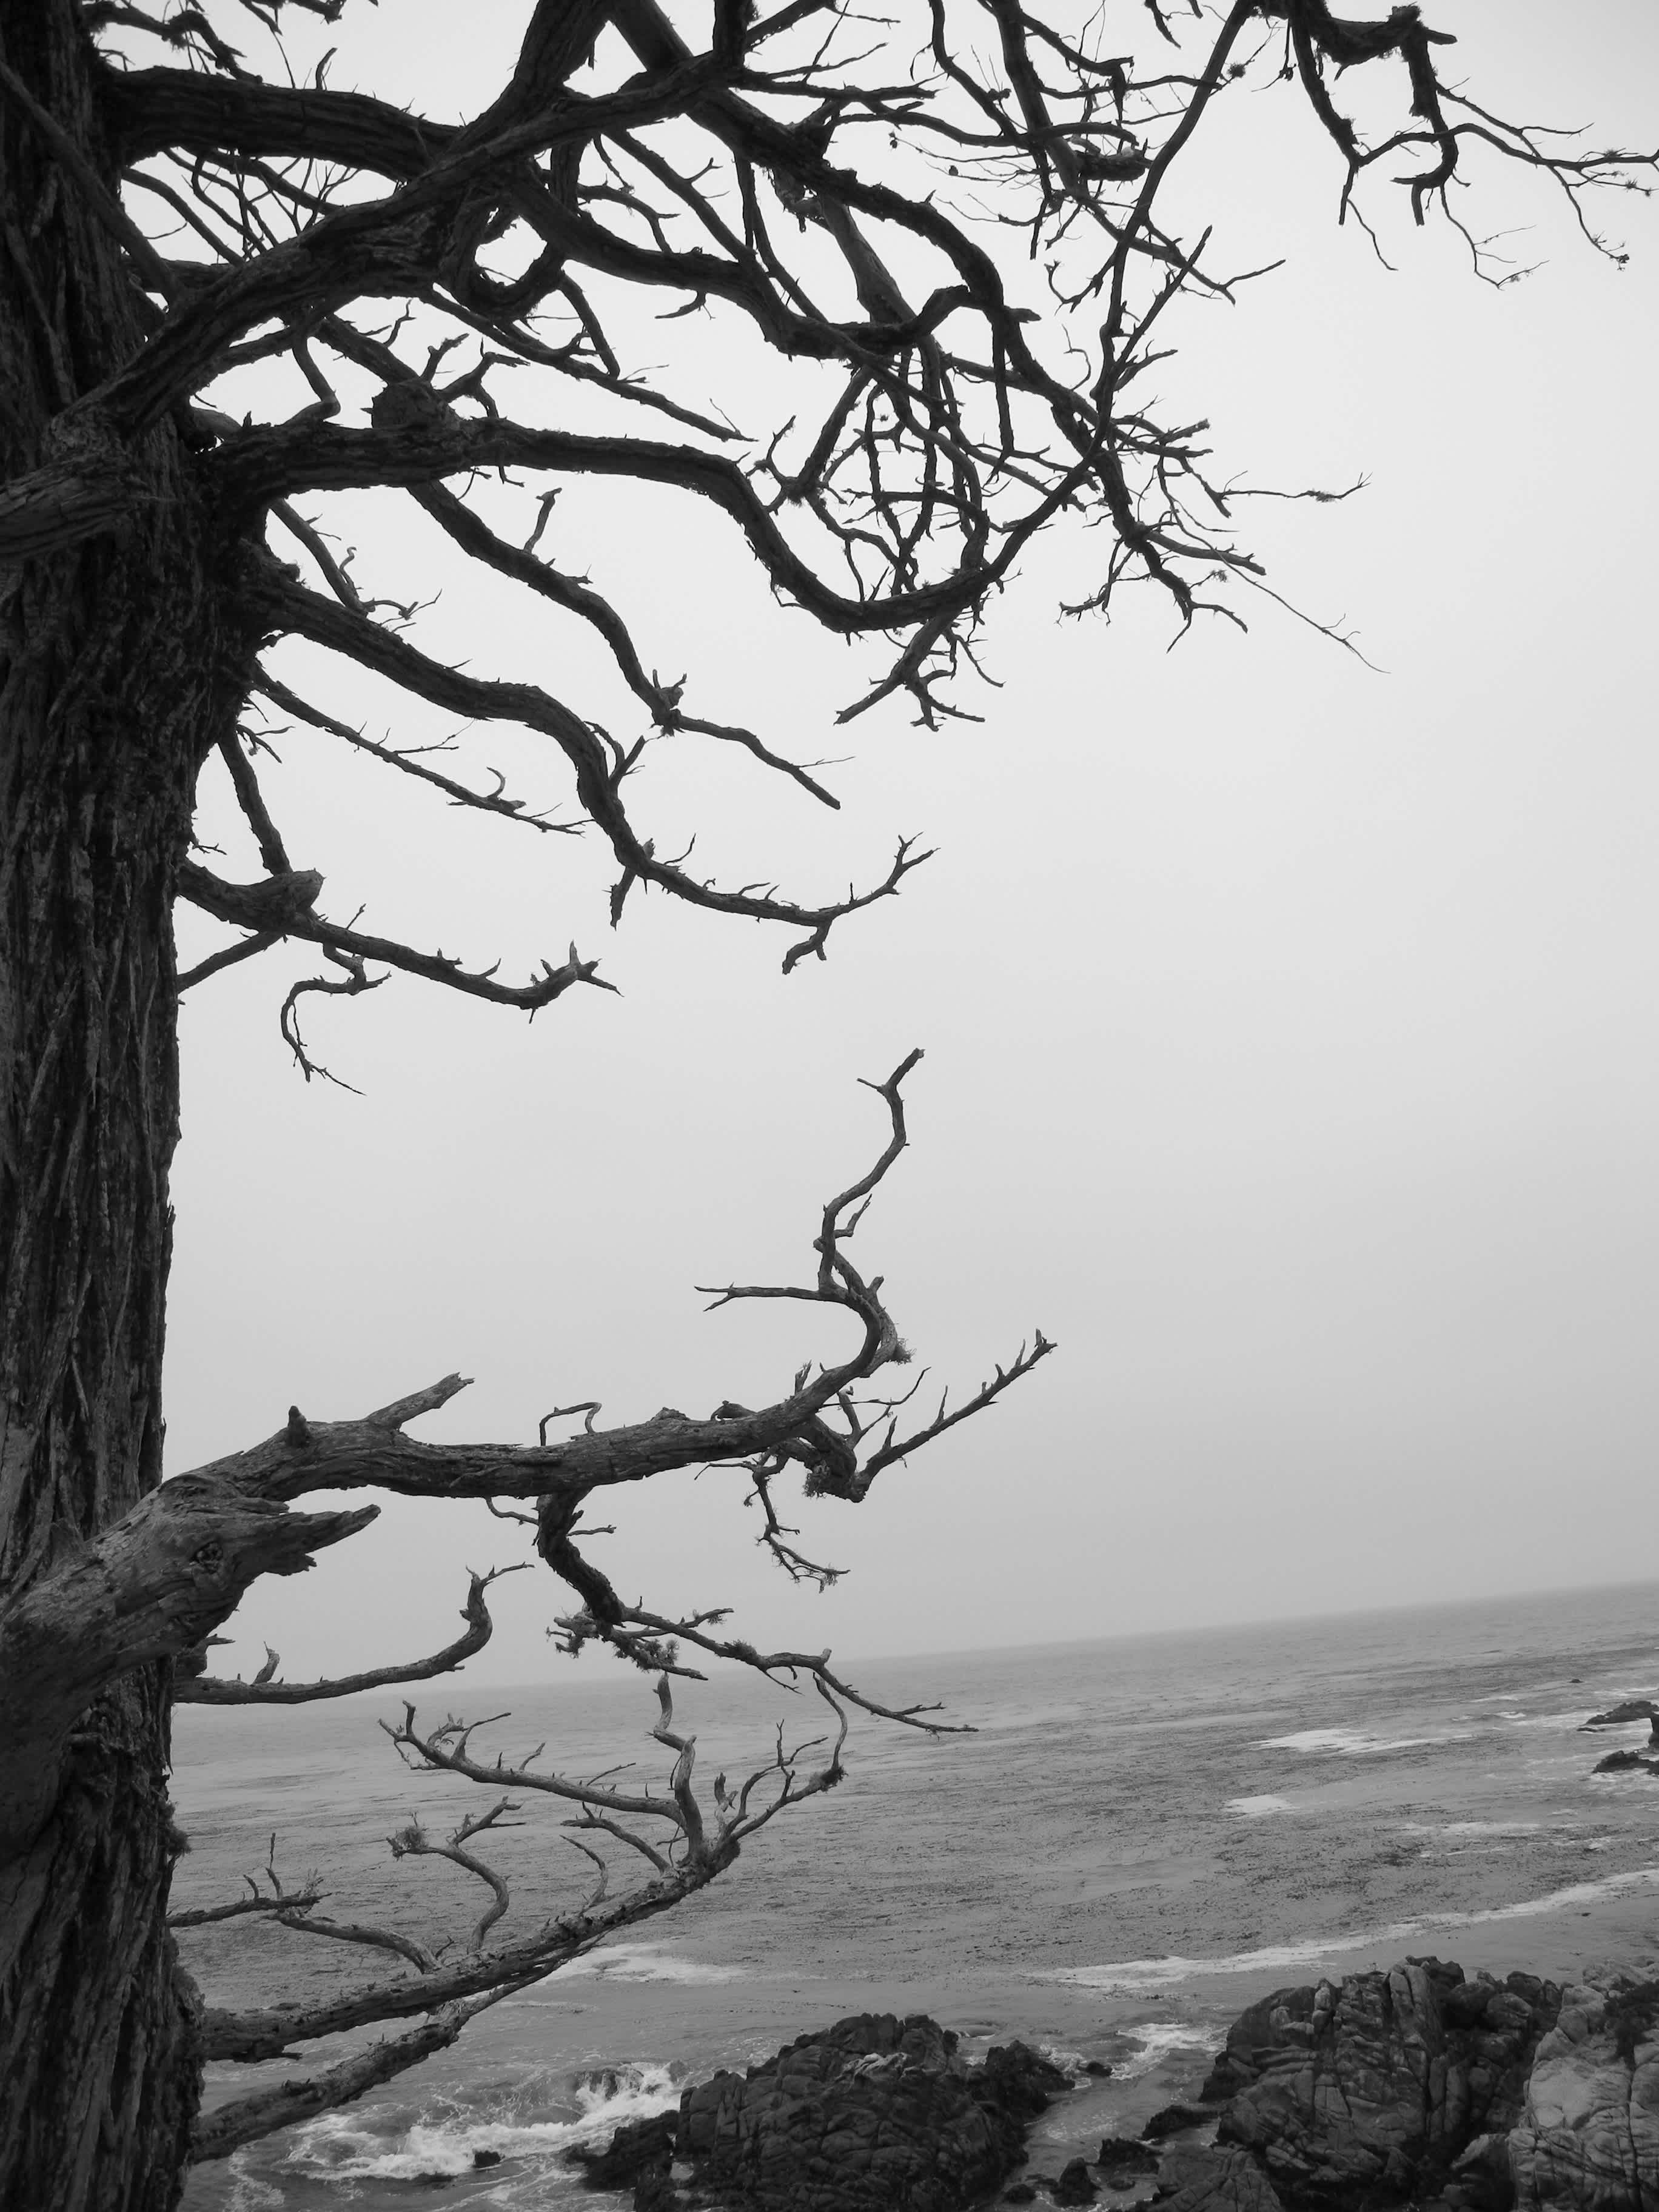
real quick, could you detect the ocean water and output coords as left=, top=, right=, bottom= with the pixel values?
left=173, top=1580, right=1659, bottom=2210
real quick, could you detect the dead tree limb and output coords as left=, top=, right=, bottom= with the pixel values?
left=176, top=1567, right=524, bottom=1704
left=386, top=1800, right=523, bottom=1953
left=191, top=1997, right=504, bottom=2163
left=10, top=1054, right=1037, bottom=1861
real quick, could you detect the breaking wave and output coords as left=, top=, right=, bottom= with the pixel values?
left=277, top=2057, right=680, bottom=2187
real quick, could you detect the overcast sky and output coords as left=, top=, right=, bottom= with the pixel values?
left=163, top=1, right=1659, bottom=1692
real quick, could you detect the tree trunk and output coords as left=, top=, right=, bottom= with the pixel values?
left=1, top=8, right=256, bottom=2203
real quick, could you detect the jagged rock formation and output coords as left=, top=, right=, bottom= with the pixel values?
left=566, top=2111, right=680, bottom=2196
left=1145, top=2105, right=1217, bottom=2142
left=1171, top=1961, right=1659, bottom=2212
left=1509, top=1982, right=1659, bottom=2212
left=569, top=1967, right=1659, bottom=2212
left=1097, top=2136, right=1161, bottom=2178
left=1202, top=1956, right=1557, bottom=2207
left=572, top=2013, right=1070, bottom=2212
left=1160, top=2143, right=1292, bottom=2212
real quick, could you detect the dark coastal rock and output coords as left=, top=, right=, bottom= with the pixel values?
left=1581, top=1702, right=1658, bottom=1728
left=565, top=2109, right=679, bottom=2192
left=1098, top=2137, right=1162, bottom=2177
left=1156, top=2143, right=1287, bottom=2212
left=573, top=1962, right=1659, bottom=2212
left=1053, top=2157, right=1099, bottom=2204
left=672, top=2013, right=1068, bottom=2212
left=1591, top=1750, right=1659, bottom=1774
left=472, top=2147, right=503, bottom=2169
left=1199, top=1986, right=1320, bottom=2106
left=979, top=2040, right=1074, bottom=2125
left=1207, top=1958, right=1560, bottom=2208
left=635, top=2162, right=681, bottom=2212
left=1143, top=2105, right=1216, bottom=2142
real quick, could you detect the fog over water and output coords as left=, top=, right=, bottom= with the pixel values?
left=162, top=1, right=1659, bottom=1683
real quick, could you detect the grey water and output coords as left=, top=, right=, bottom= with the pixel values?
left=175, top=1580, right=1659, bottom=2208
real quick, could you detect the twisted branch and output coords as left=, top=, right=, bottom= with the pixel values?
left=176, top=1567, right=524, bottom=1704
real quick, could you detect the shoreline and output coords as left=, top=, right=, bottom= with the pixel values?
left=180, top=1874, right=1659, bottom=2208
left=415, top=1868, right=1659, bottom=2098
left=175, top=1590, right=1659, bottom=2207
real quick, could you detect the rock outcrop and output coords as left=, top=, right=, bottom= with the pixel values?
left=574, top=2013, right=1071, bottom=2212
left=1051, top=2156, right=1098, bottom=2204
left=570, top=1966, right=1659, bottom=2212
left=1165, top=1962, right=1659, bottom=2212
left=1581, top=1703, right=1659, bottom=1729
left=1205, top=1957, right=1558, bottom=2208
left=1508, top=1982, right=1659, bottom=2212
left=1097, top=2136, right=1161, bottom=2178
left=566, top=2110, right=679, bottom=2196
left=1159, top=2142, right=1290, bottom=2212
left=1144, top=2105, right=1217, bottom=2142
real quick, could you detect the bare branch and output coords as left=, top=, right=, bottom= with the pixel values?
left=387, top=1798, right=521, bottom=1952
left=561, top=1603, right=971, bottom=1735
left=273, top=1909, right=438, bottom=1976
left=191, top=2001, right=494, bottom=2163
left=200, top=1834, right=737, bottom=2063
left=859, top=1332, right=1057, bottom=1483
left=255, top=670, right=577, bottom=836
left=255, top=567, right=933, bottom=974
left=168, top=1886, right=322, bottom=1930
left=562, top=1810, right=671, bottom=1874
left=176, top=1566, right=525, bottom=1704
left=176, top=858, right=618, bottom=1015
left=383, top=1701, right=692, bottom=1835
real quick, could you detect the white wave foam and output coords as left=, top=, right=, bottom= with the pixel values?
left=283, top=2058, right=681, bottom=2183
left=1036, top=2042, right=1090, bottom=2074
left=571, top=2060, right=681, bottom=2119
left=560, top=1941, right=743, bottom=1985
left=1258, top=1727, right=1473, bottom=1756
left=1118, top=2024, right=1222, bottom=2074
left=1227, top=1795, right=1292, bottom=1818
left=1044, top=1866, right=1659, bottom=1992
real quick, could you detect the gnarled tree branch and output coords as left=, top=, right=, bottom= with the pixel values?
left=0, top=1483, right=374, bottom=1856
left=176, top=1566, right=522, bottom=1704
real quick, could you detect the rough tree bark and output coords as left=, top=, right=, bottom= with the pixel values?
left=0, top=0, right=1649, bottom=2206
left=0, top=13, right=264, bottom=2202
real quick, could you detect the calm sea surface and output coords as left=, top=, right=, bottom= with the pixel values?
left=174, top=1581, right=1659, bottom=2210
